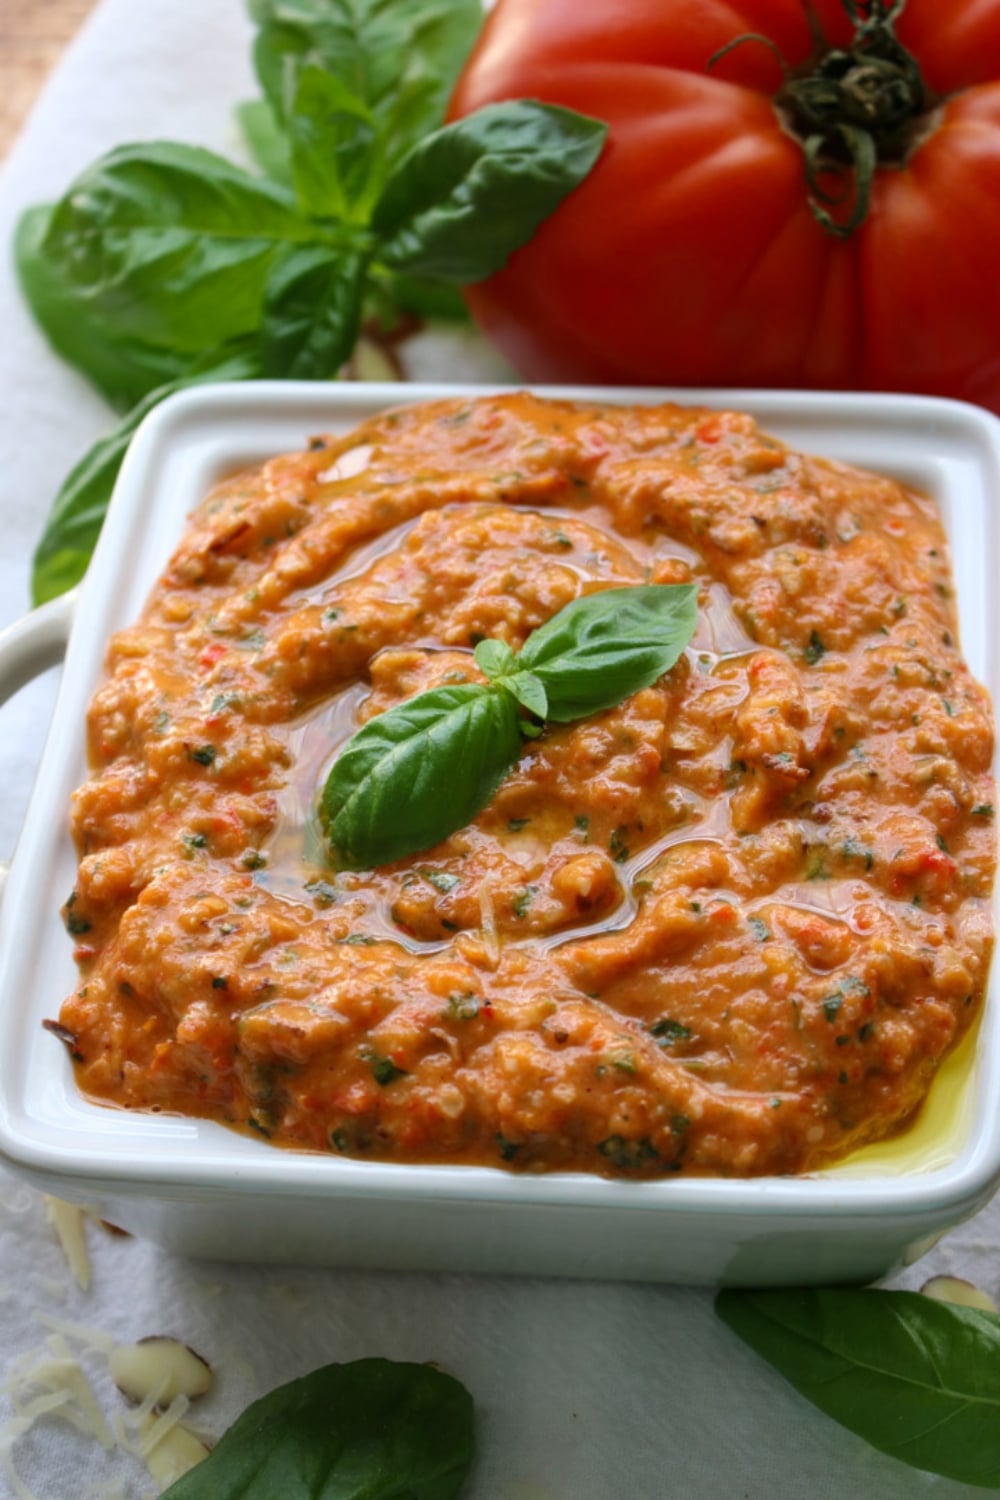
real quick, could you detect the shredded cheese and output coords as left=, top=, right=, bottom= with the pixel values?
left=1, top=1313, right=212, bottom=1498
left=478, top=877, right=500, bottom=968
left=43, top=1197, right=92, bottom=1291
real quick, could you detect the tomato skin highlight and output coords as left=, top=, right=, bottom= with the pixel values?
left=449, top=0, right=1000, bottom=411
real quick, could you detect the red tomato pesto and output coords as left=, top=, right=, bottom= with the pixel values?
left=55, top=395, right=996, bottom=1177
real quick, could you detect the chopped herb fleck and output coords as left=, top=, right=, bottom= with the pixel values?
left=211, top=976, right=228, bottom=990
left=597, top=1135, right=658, bottom=1170
left=449, top=992, right=481, bottom=1021
left=182, top=831, right=208, bottom=851
left=242, top=850, right=267, bottom=871
left=650, top=1018, right=692, bottom=1045
left=496, top=1133, right=520, bottom=1161
left=574, top=815, right=590, bottom=840
left=972, top=804, right=994, bottom=818
left=748, top=916, right=771, bottom=941
left=189, top=744, right=216, bottom=766
left=804, top=630, right=826, bottom=665
left=305, top=879, right=338, bottom=907
left=513, top=886, right=536, bottom=918
left=362, top=1049, right=407, bottom=1085
left=507, top=817, right=531, bottom=832
left=609, top=827, right=630, bottom=863
left=422, top=869, right=461, bottom=894
left=338, top=933, right=377, bottom=946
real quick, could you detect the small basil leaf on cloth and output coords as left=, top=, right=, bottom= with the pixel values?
left=16, top=205, right=188, bottom=411
left=519, top=584, right=698, bottom=722
left=261, top=244, right=369, bottom=379
left=716, top=1287, right=1000, bottom=1488
left=39, top=143, right=313, bottom=351
left=287, top=67, right=380, bottom=219
left=323, top=684, right=522, bottom=869
left=31, top=345, right=261, bottom=606
left=500, top=670, right=548, bottom=721
left=159, top=1356, right=474, bottom=1500
left=372, top=101, right=608, bottom=283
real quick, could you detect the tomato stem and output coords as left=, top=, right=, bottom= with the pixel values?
left=722, top=1, right=931, bottom=238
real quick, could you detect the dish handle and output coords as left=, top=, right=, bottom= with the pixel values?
left=0, top=588, right=78, bottom=905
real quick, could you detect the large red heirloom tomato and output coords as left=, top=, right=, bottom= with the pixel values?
left=449, top=0, right=1000, bottom=410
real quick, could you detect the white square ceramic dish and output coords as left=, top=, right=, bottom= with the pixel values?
left=1, top=381, right=998, bottom=1286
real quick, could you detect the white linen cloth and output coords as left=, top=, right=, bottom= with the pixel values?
left=0, top=3, right=996, bottom=1496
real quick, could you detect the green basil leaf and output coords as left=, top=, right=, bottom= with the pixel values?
left=261, top=244, right=369, bottom=378
left=15, top=205, right=188, bottom=410
left=501, top=670, right=548, bottom=721
left=323, top=684, right=522, bottom=869
left=160, top=1356, right=474, bottom=1499
left=518, top=584, right=698, bottom=722
left=372, top=102, right=607, bottom=283
left=385, top=272, right=470, bottom=323
left=32, top=344, right=261, bottom=606
left=40, top=142, right=314, bottom=352
left=287, top=67, right=379, bottom=219
left=250, top=0, right=482, bottom=175
left=235, top=97, right=293, bottom=184
left=473, top=638, right=516, bottom=680
left=716, top=1287, right=1000, bottom=1488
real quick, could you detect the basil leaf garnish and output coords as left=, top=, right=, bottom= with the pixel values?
left=261, top=244, right=369, bottom=379
left=160, top=1356, right=474, bottom=1499
left=717, top=1287, right=1000, bottom=1487
left=520, top=584, right=699, bottom=722
left=473, top=638, right=517, bottom=680
left=39, top=143, right=314, bottom=352
left=324, top=684, right=522, bottom=869
left=501, top=671, right=549, bottom=720
left=373, top=102, right=608, bottom=283
left=322, top=584, right=697, bottom=869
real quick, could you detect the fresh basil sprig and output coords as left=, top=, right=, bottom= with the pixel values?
left=17, top=0, right=608, bottom=605
left=322, top=584, right=698, bottom=870
left=161, top=1356, right=474, bottom=1499
left=716, top=1287, right=1000, bottom=1488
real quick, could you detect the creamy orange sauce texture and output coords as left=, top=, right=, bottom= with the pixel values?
left=56, top=396, right=996, bottom=1177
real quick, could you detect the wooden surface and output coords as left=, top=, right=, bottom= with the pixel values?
left=1, top=0, right=99, bottom=159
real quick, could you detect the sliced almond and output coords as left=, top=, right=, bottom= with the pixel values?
left=109, top=1337, right=212, bottom=1406
left=920, top=1274, right=999, bottom=1313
